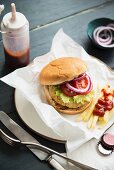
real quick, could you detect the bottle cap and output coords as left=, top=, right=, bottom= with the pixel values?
left=101, top=133, right=114, bottom=149
left=97, top=132, right=114, bottom=156
left=2, top=3, right=27, bottom=30
left=98, top=142, right=113, bottom=155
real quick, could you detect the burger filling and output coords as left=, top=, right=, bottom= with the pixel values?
left=48, top=73, right=94, bottom=109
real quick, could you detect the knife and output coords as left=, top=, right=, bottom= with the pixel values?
left=0, top=111, right=65, bottom=170
left=0, top=111, right=97, bottom=170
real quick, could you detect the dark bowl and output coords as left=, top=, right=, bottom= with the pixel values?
left=87, top=18, right=114, bottom=49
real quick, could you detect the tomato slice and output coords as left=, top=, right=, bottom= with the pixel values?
left=60, top=84, right=78, bottom=97
left=71, top=77, right=88, bottom=89
left=60, top=75, right=92, bottom=96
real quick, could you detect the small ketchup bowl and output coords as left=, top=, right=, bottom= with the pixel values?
left=87, top=18, right=114, bottom=49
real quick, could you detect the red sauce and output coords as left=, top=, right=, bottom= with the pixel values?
left=93, top=87, right=113, bottom=117
left=4, top=47, right=30, bottom=70
left=93, top=108, right=105, bottom=117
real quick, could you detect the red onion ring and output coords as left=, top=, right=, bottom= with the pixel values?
left=93, top=26, right=114, bottom=47
left=66, top=75, right=92, bottom=94
left=73, top=73, right=86, bottom=81
left=96, top=29, right=112, bottom=45
left=93, top=26, right=113, bottom=45
left=104, top=23, right=114, bottom=41
left=96, top=27, right=114, bottom=47
left=99, top=33, right=112, bottom=43
left=107, top=23, right=114, bottom=28
left=99, top=34, right=112, bottom=44
left=93, top=26, right=112, bottom=44
left=87, top=79, right=93, bottom=93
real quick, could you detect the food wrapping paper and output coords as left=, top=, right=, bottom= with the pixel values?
left=1, top=29, right=114, bottom=169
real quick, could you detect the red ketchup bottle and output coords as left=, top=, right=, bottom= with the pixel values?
left=1, top=3, right=30, bottom=69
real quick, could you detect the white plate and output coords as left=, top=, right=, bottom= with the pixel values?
left=15, top=89, right=66, bottom=143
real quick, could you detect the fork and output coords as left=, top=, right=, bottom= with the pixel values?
left=0, top=129, right=97, bottom=169
left=0, top=129, right=60, bottom=156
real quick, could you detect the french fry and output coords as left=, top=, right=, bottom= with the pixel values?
left=98, top=121, right=107, bottom=129
left=91, top=115, right=99, bottom=129
left=103, top=111, right=110, bottom=122
left=76, top=111, right=87, bottom=121
left=83, top=100, right=96, bottom=122
left=108, top=108, right=114, bottom=119
left=83, top=92, right=101, bottom=121
left=98, top=117, right=106, bottom=128
left=87, top=114, right=93, bottom=129
left=98, top=93, right=113, bottom=128
left=77, top=84, right=100, bottom=122
left=76, top=84, right=114, bottom=129
left=98, top=111, right=110, bottom=125
left=85, top=84, right=109, bottom=126
left=98, top=108, right=114, bottom=129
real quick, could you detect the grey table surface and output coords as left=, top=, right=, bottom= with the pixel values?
left=0, top=0, right=114, bottom=170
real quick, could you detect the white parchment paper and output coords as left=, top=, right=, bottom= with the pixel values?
left=1, top=29, right=114, bottom=169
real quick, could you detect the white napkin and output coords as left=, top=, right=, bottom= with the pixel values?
left=1, top=29, right=114, bottom=170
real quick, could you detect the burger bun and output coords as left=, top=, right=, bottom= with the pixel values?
left=39, top=57, right=87, bottom=85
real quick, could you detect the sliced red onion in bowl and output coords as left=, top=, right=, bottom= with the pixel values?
left=66, top=75, right=92, bottom=94
left=96, top=27, right=113, bottom=44
left=93, top=25, right=114, bottom=48
left=99, top=33, right=112, bottom=43
left=99, top=35, right=112, bottom=44
left=93, top=27, right=111, bottom=44
left=93, top=26, right=113, bottom=45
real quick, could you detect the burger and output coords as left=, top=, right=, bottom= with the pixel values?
left=39, top=57, right=94, bottom=114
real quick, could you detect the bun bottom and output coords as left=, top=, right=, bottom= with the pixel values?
left=43, top=86, right=92, bottom=115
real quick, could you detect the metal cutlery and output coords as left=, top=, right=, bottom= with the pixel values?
left=0, top=128, right=88, bottom=168
left=0, top=112, right=65, bottom=170
left=0, top=111, right=97, bottom=170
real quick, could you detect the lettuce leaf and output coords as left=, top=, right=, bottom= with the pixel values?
left=54, top=85, right=94, bottom=104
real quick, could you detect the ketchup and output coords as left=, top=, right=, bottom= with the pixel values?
left=93, top=87, right=113, bottom=117
left=4, top=47, right=30, bottom=69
